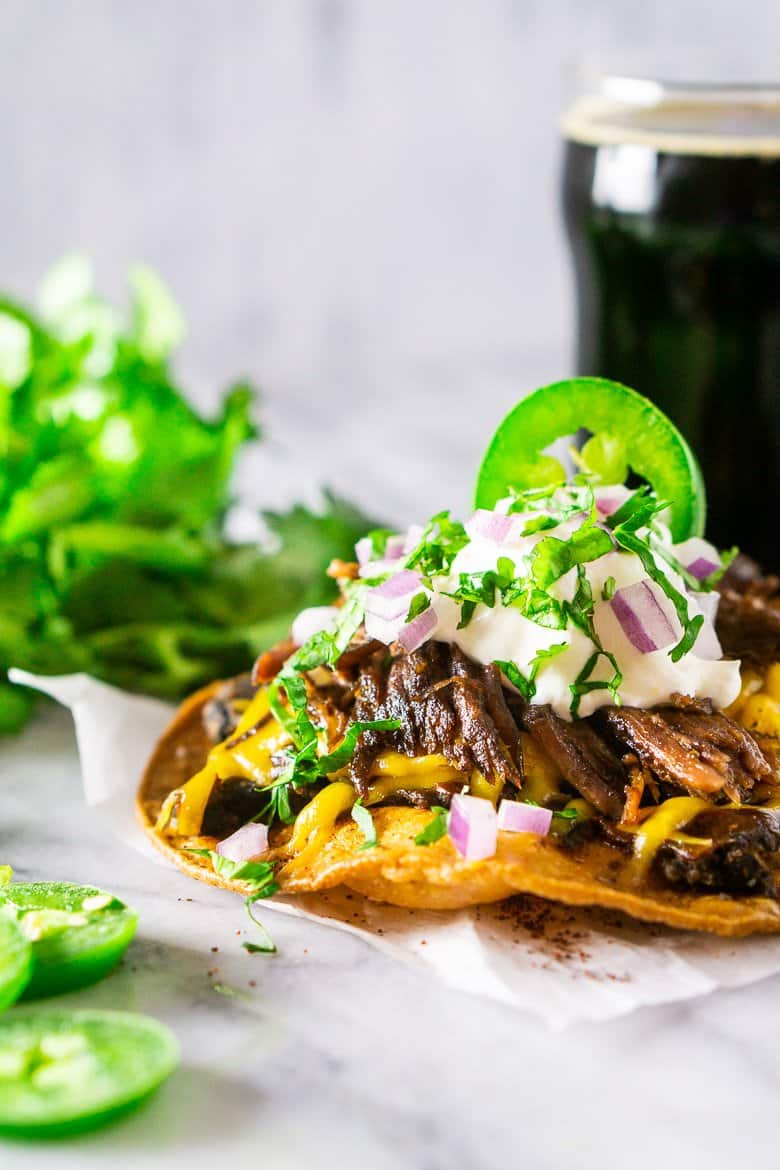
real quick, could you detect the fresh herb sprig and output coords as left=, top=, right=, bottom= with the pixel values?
left=413, top=806, right=449, bottom=846
left=605, top=488, right=703, bottom=662
left=265, top=590, right=401, bottom=795
left=404, top=511, right=469, bottom=580
left=186, top=850, right=279, bottom=953
left=351, top=799, right=378, bottom=849
left=0, top=257, right=374, bottom=732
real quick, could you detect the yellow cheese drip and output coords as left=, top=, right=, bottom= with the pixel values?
left=520, top=732, right=561, bottom=805
left=624, top=796, right=711, bottom=882
left=287, top=780, right=356, bottom=865
left=164, top=687, right=291, bottom=836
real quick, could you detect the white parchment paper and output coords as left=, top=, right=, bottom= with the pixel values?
left=13, top=668, right=780, bottom=1028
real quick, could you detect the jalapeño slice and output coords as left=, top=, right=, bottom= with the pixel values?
left=0, top=1009, right=178, bottom=1137
left=474, top=378, right=706, bottom=541
left=0, top=883, right=138, bottom=1000
left=0, top=914, right=32, bottom=1012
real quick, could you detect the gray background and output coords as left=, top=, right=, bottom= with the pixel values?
left=2, top=0, right=778, bottom=521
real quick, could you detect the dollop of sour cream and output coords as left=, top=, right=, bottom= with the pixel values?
left=356, top=485, right=741, bottom=720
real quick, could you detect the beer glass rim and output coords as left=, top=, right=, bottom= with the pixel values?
left=562, top=71, right=780, bottom=157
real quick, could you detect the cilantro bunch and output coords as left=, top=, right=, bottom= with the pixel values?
left=0, top=257, right=371, bottom=733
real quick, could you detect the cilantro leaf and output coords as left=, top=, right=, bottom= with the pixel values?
left=244, top=895, right=278, bottom=954
left=531, top=524, right=613, bottom=589
left=0, top=258, right=375, bottom=733
left=406, top=592, right=431, bottom=623
left=414, top=806, right=449, bottom=846
left=186, top=849, right=278, bottom=895
left=320, top=719, right=401, bottom=774
left=243, top=940, right=274, bottom=955
left=351, top=798, right=378, bottom=850
left=495, top=659, right=536, bottom=700
left=364, top=528, right=396, bottom=559
left=404, top=511, right=468, bottom=578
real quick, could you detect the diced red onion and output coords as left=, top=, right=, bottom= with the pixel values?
left=689, top=591, right=723, bottom=660
left=356, top=534, right=406, bottom=566
left=448, top=794, right=498, bottom=861
left=464, top=509, right=520, bottom=545
left=674, top=537, right=721, bottom=581
left=497, top=800, right=553, bottom=836
left=594, top=486, right=630, bottom=517
left=364, top=570, right=422, bottom=620
left=610, top=580, right=677, bottom=653
left=291, top=605, right=339, bottom=647
left=384, top=535, right=407, bottom=561
left=687, top=557, right=720, bottom=580
left=403, top=525, right=424, bottom=554
left=216, top=822, right=269, bottom=862
left=355, top=536, right=373, bottom=566
left=364, top=610, right=403, bottom=646
left=397, top=604, right=438, bottom=653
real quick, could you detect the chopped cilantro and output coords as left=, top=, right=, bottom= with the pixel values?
left=243, top=941, right=273, bottom=955
left=702, top=545, right=738, bottom=589
left=245, top=895, right=278, bottom=954
left=364, top=528, right=397, bottom=559
left=529, top=641, right=568, bottom=677
left=495, top=659, right=535, bottom=700
left=186, top=850, right=278, bottom=895
left=404, top=511, right=468, bottom=578
left=414, top=806, right=449, bottom=846
left=530, top=524, right=613, bottom=589
left=319, top=719, right=400, bottom=775
left=552, top=806, right=580, bottom=821
left=252, top=780, right=295, bottom=827
left=607, top=497, right=703, bottom=662
left=185, top=849, right=279, bottom=952
left=406, top=592, right=431, bottom=623
left=496, top=641, right=568, bottom=702
left=351, top=798, right=378, bottom=850
left=602, top=576, right=616, bottom=601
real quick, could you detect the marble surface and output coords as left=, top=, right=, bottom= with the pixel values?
left=2, top=704, right=780, bottom=1169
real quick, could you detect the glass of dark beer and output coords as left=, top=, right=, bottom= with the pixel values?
left=562, top=76, right=780, bottom=566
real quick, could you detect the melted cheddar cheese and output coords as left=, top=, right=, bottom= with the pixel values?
left=621, top=796, right=711, bottom=882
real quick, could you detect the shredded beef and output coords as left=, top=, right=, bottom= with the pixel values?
left=716, top=588, right=780, bottom=666
left=235, top=619, right=780, bottom=898
left=521, top=705, right=625, bottom=819
left=715, top=555, right=780, bottom=665
left=658, top=707, right=770, bottom=800
left=656, top=808, right=780, bottom=896
left=201, top=777, right=266, bottom=836
left=597, top=706, right=737, bottom=798
left=347, top=642, right=523, bottom=797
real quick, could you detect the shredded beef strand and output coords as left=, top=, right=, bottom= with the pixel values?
left=621, top=758, right=650, bottom=826
left=348, top=663, right=389, bottom=797
left=597, top=706, right=735, bottom=797
left=345, top=642, right=523, bottom=796
left=521, top=704, right=625, bottom=819
left=252, top=639, right=296, bottom=685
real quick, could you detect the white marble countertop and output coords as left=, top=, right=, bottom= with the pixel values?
left=3, top=704, right=780, bottom=1170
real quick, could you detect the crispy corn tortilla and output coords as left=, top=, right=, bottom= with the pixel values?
left=137, top=683, right=780, bottom=936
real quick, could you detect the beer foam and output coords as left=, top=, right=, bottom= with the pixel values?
left=562, top=93, right=780, bottom=158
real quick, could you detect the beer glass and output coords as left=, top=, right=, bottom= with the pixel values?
left=562, top=76, right=780, bottom=566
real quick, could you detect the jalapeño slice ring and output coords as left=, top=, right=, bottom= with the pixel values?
left=474, top=377, right=706, bottom=542
left=0, top=914, right=32, bottom=1012
left=0, top=1009, right=178, bottom=1137
left=0, top=882, right=138, bottom=1000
